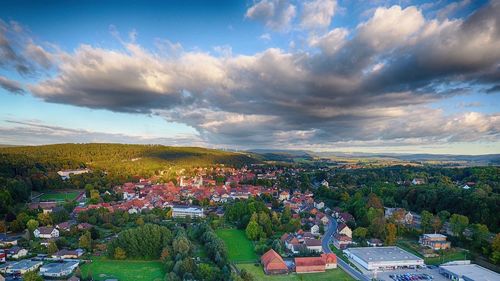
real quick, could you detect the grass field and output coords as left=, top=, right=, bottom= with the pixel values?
left=39, top=191, right=81, bottom=202
left=397, top=239, right=469, bottom=265
left=80, top=257, right=165, bottom=281
left=216, top=229, right=257, bottom=262
left=238, top=263, right=355, bottom=281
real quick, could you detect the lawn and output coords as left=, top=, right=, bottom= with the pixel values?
left=397, top=239, right=469, bottom=265
left=238, top=263, right=355, bottom=281
left=216, top=228, right=257, bottom=262
left=39, top=191, right=81, bottom=202
left=80, top=257, right=165, bottom=281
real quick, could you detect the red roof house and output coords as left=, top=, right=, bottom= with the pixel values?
left=261, top=249, right=288, bottom=275
left=321, top=253, right=337, bottom=269
left=294, top=257, right=326, bottom=273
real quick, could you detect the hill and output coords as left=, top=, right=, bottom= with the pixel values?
left=0, top=143, right=258, bottom=179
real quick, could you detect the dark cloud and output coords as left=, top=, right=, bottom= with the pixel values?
left=0, top=76, right=24, bottom=94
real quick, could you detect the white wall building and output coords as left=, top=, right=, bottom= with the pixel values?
left=172, top=206, right=205, bottom=218
left=344, top=247, right=424, bottom=271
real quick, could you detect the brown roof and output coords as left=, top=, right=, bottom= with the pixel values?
left=295, top=257, right=326, bottom=273
left=261, top=249, right=288, bottom=272
left=37, top=226, right=56, bottom=235
left=321, top=253, right=337, bottom=264
left=304, top=238, right=322, bottom=247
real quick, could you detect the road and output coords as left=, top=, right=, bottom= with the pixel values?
left=322, top=215, right=369, bottom=281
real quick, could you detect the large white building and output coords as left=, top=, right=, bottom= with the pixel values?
left=172, top=206, right=205, bottom=218
left=343, top=246, right=424, bottom=271
left=439, top=263, right=500, bottom=281
left=40, top=260, right=80, bottom=277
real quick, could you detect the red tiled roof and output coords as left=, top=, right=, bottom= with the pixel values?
left=295, top=257, right=326, bottom=273
left=261, top=249, right=288, bottom=272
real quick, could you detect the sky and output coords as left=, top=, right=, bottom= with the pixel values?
left=0, top=0, right=499, bottom=154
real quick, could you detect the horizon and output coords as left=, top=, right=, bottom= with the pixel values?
left=0, top=0, right=499, bottom=154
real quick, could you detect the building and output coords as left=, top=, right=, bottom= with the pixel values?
left=333, top=233, right=352, bottom=249
left=412, top=178, right=425, bottom=185
left=367, top=238, right=383, bottom=247
left=52, top=249, right=84, bottom=259
left=261, top=249, right=288, bottom=275
left=34, top=226, right=60, bottom=239
left=0, top=252, right=5, bottom=263
left=295, top=257, right=326, bottom=273
left=3, top=260, right=43, bottom=274
left=7, top=246, right=28, bottom=259
left=0, top=234, right=17, bottom=247
left=321, top=180, right=329, bottom=188
left=310, top=225, right=320, bottom=235
left=419, top=234, right=451, bottom=250
left=0, top=273, right=4, bottom=281
left=343, top=246, right=424, bottom=271
left=321, top=253, right=337, bottom=269
left=40, top=260, right=80, bottom=277
left=304, top=238, right=323, bottom=252
left=439, top=263, right=500, bottom=281
left=337, top=223, right=352, bottom=238
left=57, top=169, right=90, bottom=180
left=172, top=206, right=205, bottom=219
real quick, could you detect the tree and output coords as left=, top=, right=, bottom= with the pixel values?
left=353, top=227, right=368, bottom=240
left=114, top=247, right=127, bottom=259
left=432, top=216, right=443, bottom=233
left=491, top=234, right=500, bottom=264
left=136, top=217, right=145, bottom=226
left=79, top=230, right=93, bottom=251
left=471, top=224, right=489, bottom=249
left=421, top=211, right=434, bottom=233
left=245, top=219, right=262, bottom=241
left=366, top=193, right=383, bottom=210
left=160, top=247, right=170, bottom=262
left=449, top=214, right=469, bottom=237
left=385, top=223, right=397, bottom=245
left=37, top=212, right=52, bottom=226
left=48, top=240, right=59, bottom=255
left=281, top=206, right=291, bottom=224
left=26, top=219, right=39, bottom=239
left=437, top=210, right=450, bottom=223
left=23, top=271, right=43, bottom=281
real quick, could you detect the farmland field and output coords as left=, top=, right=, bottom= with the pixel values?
left=39, top=191, right=81, bottom=202
left=80, top=257, right=164, bottom=281
left=216, top=228, right=257, bottom=262
left=237, top=263, right=355, bottom=281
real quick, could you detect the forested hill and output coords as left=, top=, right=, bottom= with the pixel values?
left=0, top=143, right=258, bottom=179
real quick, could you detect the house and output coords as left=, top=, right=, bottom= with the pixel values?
left=52, top=249, right=84, bottom=259
left=333, top=233, right=352, bottom=249
left=0, top=252, right=5, bottom=263
left=310, top=225, right=320, bottom=235
left=412, top=178, right=425, bottom=185
left=295, top=257, right=326, bottom=273
left=57, top=168, right=90, bottom=180
left=314, top=201, right=325, bottom=209
left=34, top=226, right=59, bottom=239
left=261, top=249, right=288, bottom=275
left=419, top=234, right=451, bottom=250
left=4, top=260, right=43, bottom=274
left=40, top=260, right=79, bottom=277
left=7, top=246, right=28, bottom=259
left=461, top=184, right=472, bottom=190
left=320, top=215, right=329, bottom=225
left=77, top=223, right=93, bottom=231
left=337, top=223, right=352, bottom=238
left=304, top=238, right=323, bottom=252
left=56, top=221, right=74, bottom=232
left=367, top=238, right=383, bottom=247
left=339, top=212, right=354, bottom=223
left=279, top=191, right=290, bottom=201
left=0, top=234, right=17, bottom=247
left=321, top=180, right=329, bottom=188
left=321, top=253, right=337, bottom=269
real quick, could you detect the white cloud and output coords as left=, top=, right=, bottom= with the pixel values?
left=245, top=0, right=296, bottom=31
left=300, top=0, right=337, bottom=29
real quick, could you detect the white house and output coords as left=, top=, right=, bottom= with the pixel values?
left=34, top=227, right=59, bottom=239
left=8, top=246, right=28, bottom=259
left=304, top=238, right=323, bottom=252
left=337, top=223, right=352, bottom=238
left=321, top=180, right=329, bottom=188
left=314, top=201, right=325, bottom=209
left=412, top=178, right=425, bottom=185
left=279, top=191, right=290, bottom=201
left=311, top=225, right=320, bottom=235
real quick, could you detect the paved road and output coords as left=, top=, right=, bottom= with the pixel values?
left=322, top=215, right=369, bottom=281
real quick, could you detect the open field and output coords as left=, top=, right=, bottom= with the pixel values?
left=39, top=191, right=81, bottom=202
left=237, top=263, right=355, bottom=281
left=80, top=257, right=165, bottom=281
left=216, top=228, right=257, bottom=262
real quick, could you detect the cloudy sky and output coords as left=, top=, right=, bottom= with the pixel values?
left=0, top=0, right=499, bottom=154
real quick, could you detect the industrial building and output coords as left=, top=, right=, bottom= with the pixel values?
left=343, top=246, right=424, bottom=271
left=172, top=206, right=205, bottom=218
left=439, top=263, right=500, bottom=281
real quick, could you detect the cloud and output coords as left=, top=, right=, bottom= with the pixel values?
left=245, top=0, right=296, bottom=31
left=0, top=119, right=205, bottom=146
left=4, top=1, right=500, bottom=149
left=300, top=0, right=337, bottom=29
left=437, top=0, right=471, bottom=20
left=0, top=75, right=24, bottom=94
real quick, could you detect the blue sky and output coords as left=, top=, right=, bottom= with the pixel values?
left=0, top=0, right=499, bottom=154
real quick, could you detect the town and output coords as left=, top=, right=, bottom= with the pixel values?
left=0, top=152, right=499, bottom=281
